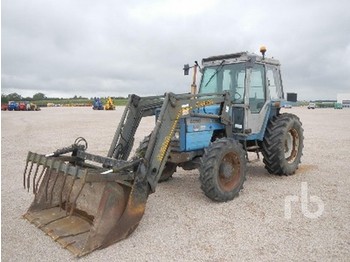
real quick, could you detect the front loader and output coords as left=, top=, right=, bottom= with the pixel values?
left=23, top=48, right=304, bottom=256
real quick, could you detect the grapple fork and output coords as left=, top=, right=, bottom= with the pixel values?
left=22, top=141, right=149, bottom=257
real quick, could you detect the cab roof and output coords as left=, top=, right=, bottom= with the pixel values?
left=202, top=52, right=280, bottom=67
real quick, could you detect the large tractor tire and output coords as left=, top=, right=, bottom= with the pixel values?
left=261, top=113, right=304, bottom=175
left=135, top=134, right=177, bottom=182
left=199, top=138, right=246, bottom=202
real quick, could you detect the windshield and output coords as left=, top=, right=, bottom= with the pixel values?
left=199, top=63, right=246, bottom=103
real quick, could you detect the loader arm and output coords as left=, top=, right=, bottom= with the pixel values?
left=107, top=94, right=164, bottom=160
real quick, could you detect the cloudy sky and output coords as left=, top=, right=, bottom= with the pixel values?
left=2, top=0, right=350, bottom=100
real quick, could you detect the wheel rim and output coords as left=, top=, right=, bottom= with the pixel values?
left=284, top=128, right=299, bottom=163
left=218, top=152, right=241, bottom=192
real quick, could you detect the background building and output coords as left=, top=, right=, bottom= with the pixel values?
left=337, top=93, right=350, bottom=108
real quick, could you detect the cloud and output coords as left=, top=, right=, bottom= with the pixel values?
left=129, top=0, right=219, bottom=20
left=2, top=0, right=350, bottom=100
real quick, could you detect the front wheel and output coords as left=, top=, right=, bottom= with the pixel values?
left=199, top=138, right=246, bottom=202
left=261, top=113, right=304, bottom=175
left=134, top=134, right=176, bottom=182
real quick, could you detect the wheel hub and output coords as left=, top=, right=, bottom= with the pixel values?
left=220, top=162, right=234, bottom=179
left=218, top=153, right=240, bottom=192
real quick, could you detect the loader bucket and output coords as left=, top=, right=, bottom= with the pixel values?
left=22, top=151, right=149, bottom=257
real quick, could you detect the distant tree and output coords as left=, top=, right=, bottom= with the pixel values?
left=33, top=92, right=47, bottom=100
left=24, top=96, right=32, bottom=101
left=7, top=92, right=22, bottom=101
left=1, top=93, right=9, bottom=103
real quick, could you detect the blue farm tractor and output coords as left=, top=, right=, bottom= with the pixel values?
left=8, top=101, right=19, bottom=111
left=22, top=47, right=303, bottom=257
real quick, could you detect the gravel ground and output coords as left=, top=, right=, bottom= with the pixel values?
left=1, top=106, right=350, bottom=261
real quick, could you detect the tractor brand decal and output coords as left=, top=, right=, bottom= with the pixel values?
left=195, top=100, right=214, bottom=108
left=193, top=125, right=208, bottom=132
left=189, top=118, right=201, bottom=123
left=182, top=100, right=214, bottom=116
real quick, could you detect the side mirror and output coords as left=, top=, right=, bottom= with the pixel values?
left=183, top=64, right=190, bottom=75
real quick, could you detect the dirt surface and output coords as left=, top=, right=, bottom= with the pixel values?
left=1, top=107, right=350, bottom=261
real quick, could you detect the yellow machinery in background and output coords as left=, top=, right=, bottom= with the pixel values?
left=104, top=97, right=115, bottom=110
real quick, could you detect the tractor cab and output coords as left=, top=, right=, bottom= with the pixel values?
left=198, top=49, right=284, bottom=139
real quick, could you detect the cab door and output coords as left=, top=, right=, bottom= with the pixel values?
left=245, top=63, right=269, bottom=137
left=266, top=65, right=283, bottom=100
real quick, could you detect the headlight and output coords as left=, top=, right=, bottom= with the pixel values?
left=174, top=131, right=180, bottom=140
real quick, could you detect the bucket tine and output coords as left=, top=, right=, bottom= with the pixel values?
left=32, top=155, right=44, bottom=194
left=24, top=152, right=35, bottom=189
left=23, top=152, right=31, bottom=188
left=69, top=170, right=87, bottom=216
left=49, top=161, right=63, bottom=205
left=59, top=164, right=70, bottom=210
left=27, top=153, right=41, bottom=192
left=26, top=159, right=35, bottom=192
left=35, top=158, right=48, bottom=194
left=66, top=167, right=79, bottom=215
left=45, top=160, right=55, bottom=201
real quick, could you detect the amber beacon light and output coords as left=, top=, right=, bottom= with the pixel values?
left=260, top=46, right=267, bottom=59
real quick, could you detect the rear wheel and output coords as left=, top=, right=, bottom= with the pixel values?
left=199, top=138, right=246, bottom=202
left=134, top=134, right=176, bottom=182
left=261, top=113, right=304, bottom=175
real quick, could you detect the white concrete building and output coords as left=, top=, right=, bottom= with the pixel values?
left=337, top=93, right=350, bottom=108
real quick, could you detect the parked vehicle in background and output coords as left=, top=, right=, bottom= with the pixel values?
left=307, top=102, right=316, bottom=109
left=8, top=101, right=19, bottom=111
left=334, top=103, right=343, bottom=109
left=1, top=104, right=8, bottom=111
left=92, top=97, right=104, bottom=110
left=19, top=101, right=28, bottom=111
left=28, top=103, right=41, bottom=111
left=5, top=101, right=40, bottom=111
left=104, top=97, right=116, bottom=110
